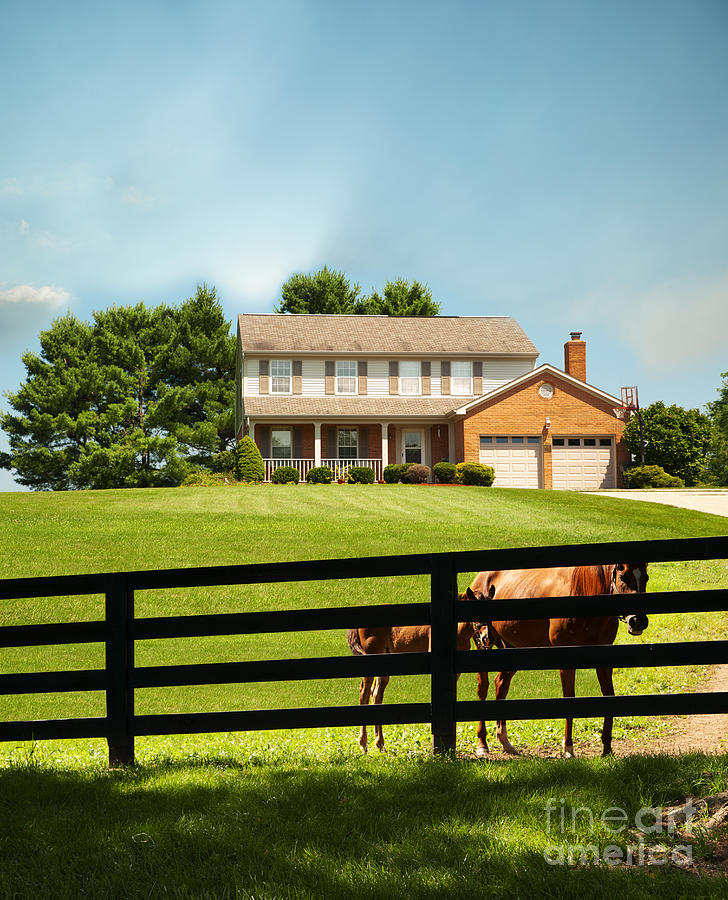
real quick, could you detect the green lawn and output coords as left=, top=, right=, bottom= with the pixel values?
left=1, top=484, right=727, bottom=755
left=2, top=485, right=728, bottom=897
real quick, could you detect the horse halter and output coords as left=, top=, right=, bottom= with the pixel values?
left=611, top=564, right=649, bottom=633
left=611, top=564, right=630, bottom=624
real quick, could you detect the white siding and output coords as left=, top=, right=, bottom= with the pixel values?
left=301, top=359, right=324, bottom=395
left=367, top=360, right=390, bottom=396
left=431, top=361, right=441, bottom=396
left=481, top=358, right=535, bottom=394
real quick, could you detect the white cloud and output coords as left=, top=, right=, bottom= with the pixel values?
left=0, top=285, right=72, bottom=350
left=19, top=219, right=29, bottom=234
left=0, top=285, right=70, bottom=307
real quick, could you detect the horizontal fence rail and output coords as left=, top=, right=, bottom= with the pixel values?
left=1, top=535, right=727, bottom=766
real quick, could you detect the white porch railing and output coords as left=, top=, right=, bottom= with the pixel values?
left=263, top=458, right=316, bottom=482
left=262, top=458, right=383, bottom=482
left=322, top=458, right=383, bottom=481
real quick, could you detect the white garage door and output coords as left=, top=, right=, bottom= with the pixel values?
left=552, top=437, right=616, bottom=490
left=479, top=436, right=542, bottom=488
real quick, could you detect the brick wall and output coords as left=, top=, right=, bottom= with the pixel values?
left=462, top=373, right=627, bottom=486
left=430, top=424, right=450, bottom=464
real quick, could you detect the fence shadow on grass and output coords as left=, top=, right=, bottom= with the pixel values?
left=2, top=752, right=726, bottom=899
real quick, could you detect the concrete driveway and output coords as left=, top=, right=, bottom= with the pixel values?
left=587, top=489, right=728, bottom=518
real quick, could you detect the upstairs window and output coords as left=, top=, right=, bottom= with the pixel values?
left=336, top=360, right=357, bottom=394
left=399, top=361, right=420, bottom=395
left=270, top=360, right=291, bottom=393
left=451, top=361, right=472, bottom=395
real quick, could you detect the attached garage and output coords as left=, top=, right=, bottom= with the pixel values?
left=479, top=435, right=542, bottom=488
left=551, top=436, right=616, bottom=490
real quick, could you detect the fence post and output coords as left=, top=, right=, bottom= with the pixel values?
left=430, top=560, right=458, bottom=755
left=105, top=574, right=135, bottom=767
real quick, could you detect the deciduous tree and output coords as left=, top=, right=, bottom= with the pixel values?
left=706, top=371, right=728, bottom=485
left=358, top=278, right=441, bottom=316
left=274, top=266, right=361, bottom=314
left=622, top=401, right=711, bottom=486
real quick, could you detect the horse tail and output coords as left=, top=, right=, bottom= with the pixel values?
left=347, top=628, right=365, bottom=656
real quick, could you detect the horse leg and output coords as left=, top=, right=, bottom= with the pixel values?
left=596, top=667, right=615, bottom=756
left=371, top=675, right=390, bottom=751
left=494, top=670, right=519, bottom=755
left=559, top=669, right=576, bottom=757
left=357, top=675, right=375, bottom=753
left=475, top=671, right=490, bottom=757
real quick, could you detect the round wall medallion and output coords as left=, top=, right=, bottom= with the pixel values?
left=539, top=382, right=555, bottom=399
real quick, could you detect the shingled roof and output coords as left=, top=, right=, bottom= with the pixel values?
left=243, top=396, right=468, bottom=419
left=237, top=314, right=538, bottom=356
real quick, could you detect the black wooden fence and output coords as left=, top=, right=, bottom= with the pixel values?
left=1, top=535, right=727, bottom=766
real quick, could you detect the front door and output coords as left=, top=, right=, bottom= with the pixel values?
left=402, top=430, right=424, bottom=465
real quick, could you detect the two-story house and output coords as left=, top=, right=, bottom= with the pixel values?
left=235, top=314, right=630, bottom=489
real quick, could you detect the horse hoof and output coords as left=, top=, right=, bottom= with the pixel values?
left=602, top=748, right=613, bottom=758
left=501, top=743, right=519, bottom=756
left=476, top=745, right=489, bottom=758
left=563, top=747, right=575, bottom=759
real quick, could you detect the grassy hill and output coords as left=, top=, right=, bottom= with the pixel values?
left=1, top=484, right=727, bottom=757
left=2, top=485, right=728, bottom=898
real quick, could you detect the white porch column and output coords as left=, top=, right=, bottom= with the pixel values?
left=314, top=421, right=322, bottom=466
left=448, top=423, right=455, bottom=463
left=248, top=420, right=255, bottom=442
left=380, top=423, right=388, bottom=469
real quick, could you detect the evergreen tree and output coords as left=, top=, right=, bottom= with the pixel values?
left=0, top=286, right=235, bottom=490
left=235, top=435, right=265, bottom=482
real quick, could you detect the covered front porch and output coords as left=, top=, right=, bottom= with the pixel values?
left=248, top=420, right=454, bottom=482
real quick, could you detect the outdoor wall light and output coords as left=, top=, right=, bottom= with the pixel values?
left=545, top=417, right=551, bottom=429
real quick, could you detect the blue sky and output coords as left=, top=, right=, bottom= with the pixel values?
left=2, top=0, right=727, bottom=490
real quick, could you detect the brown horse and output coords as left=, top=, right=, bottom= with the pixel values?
left=347, top=610, right=480, bottom=752
left=466, top=563, right=649, bottom=758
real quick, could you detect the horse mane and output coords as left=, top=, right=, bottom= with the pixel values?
left=570, top=564, right=611, bottom=596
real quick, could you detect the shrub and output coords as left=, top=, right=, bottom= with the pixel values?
left=401, top=464, right=431, bottom=484
left=210, top=449, right=237, bottom=475
left=270, top=465, right=301, bottom=484
left=306, top=466, right=334, bottom=484
left=180, top=471, right=243, bottom=487
left=456, top=462, right=495, bottom=486
left=235, top=435, right=265, bottom=483
left=433, top=461, right=457, bottom=484
left=346, top=466, right=375, bottom=484
left=624, top=465, right=684, bottom=488
left=383, top=463, right=409, bottom=483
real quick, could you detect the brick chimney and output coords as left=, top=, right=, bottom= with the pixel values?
left=564, top=331, right=586, bottom=381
